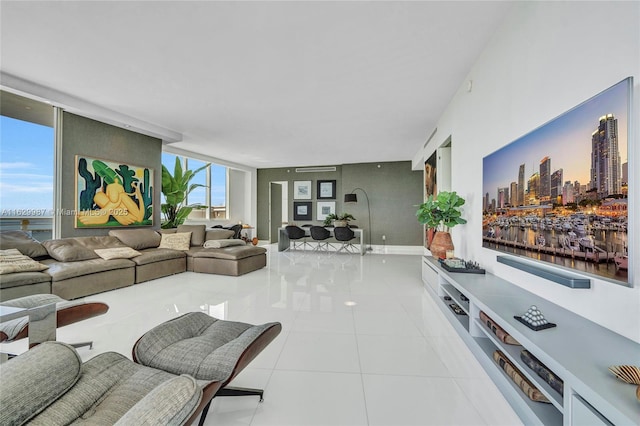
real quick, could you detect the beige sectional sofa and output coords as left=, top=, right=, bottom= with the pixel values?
left=0, top=225, right=266, bottom=301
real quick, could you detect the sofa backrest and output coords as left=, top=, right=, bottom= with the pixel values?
left=0, top=230, right=49, bottom=259
left=43, top=236, right=127, bottom=262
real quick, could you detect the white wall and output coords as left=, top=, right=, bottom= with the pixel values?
left=420, top=2, right=640, bottom=342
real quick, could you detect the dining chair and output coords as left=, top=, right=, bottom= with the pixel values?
left=284, top=225, right=309, bottom=251
left=333, top=226, right=357, bottom=253
left=310, top=226, right=333, bottom=251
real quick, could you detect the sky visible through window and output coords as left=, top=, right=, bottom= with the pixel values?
left=0, top=116, right=54, bottom=215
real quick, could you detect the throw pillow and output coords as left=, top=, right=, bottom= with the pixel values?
left=109, top=229, right=161, bottom=250
left=0, top=248, right=49, bottom=274
left=94, top=247, right=142, bottom=260
left=158, top=232, right=192, bottom=251
left=177, top=224, right=206, bottom=247
left=204, top=229, right=235, bottom=241
left=203, top=239, right=247, bottom=248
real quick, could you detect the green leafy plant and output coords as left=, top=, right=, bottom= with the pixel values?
left=323, top=213, right=356, bottom=226
left=161, top=157, right=210, bottom=229
left=416, top=191, right=466, bottom=231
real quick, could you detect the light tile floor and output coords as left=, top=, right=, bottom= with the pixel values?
left=1, top=246, right=523, bottom=426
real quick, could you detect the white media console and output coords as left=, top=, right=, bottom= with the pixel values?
left=421, top=256, right=639, bottom=425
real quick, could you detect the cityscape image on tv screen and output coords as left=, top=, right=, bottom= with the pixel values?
left=482, top=77, right=631, bottom=285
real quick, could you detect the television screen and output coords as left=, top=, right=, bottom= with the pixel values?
left=482, top=77, right=631, bottom=286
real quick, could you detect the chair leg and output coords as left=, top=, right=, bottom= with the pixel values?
left=198, top=400, right=213, bottom=426
left=217, top=386, right=264, bottom=402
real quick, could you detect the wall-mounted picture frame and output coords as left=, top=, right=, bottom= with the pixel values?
left=294, top=180, right=312, bottom=200
left=75, top=155, right=153, bottom=228
left=317, top=180, right=336, bottom=199
left=293, top=201, right=312, bottom=221
left=316, top=201, right=336, bottom=221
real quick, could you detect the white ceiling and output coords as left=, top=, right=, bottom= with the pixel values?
left=0, top=1, right=512, bottom=169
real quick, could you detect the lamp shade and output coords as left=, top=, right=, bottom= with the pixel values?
left=344, top=193, right=358, bottom=203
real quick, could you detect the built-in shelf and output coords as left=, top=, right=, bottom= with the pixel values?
left=496, top=255, right=591, bottom=289
left=421, top=256, right=638, bottom=426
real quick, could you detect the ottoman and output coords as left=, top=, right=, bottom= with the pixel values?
left=190, top=245, right=267, bottom=276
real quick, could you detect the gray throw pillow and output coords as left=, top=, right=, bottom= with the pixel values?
left=109, top=229, right=162, bottom=250
left=0, top=230, right=49, bottom=259
left=177, top=225, right=206, bottom=247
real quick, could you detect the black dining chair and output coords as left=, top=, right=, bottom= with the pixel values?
left=310, top=226, right=333, bottom=251
left=284, top=225, right=309, bottom=251
left=334, top=226, right=357, bottom=253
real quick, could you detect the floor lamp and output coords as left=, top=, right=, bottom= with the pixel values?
left=344, top=188, right=372, bottom=251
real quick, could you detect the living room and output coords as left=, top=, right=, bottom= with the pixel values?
left=1, top=1, right=639, bottom=425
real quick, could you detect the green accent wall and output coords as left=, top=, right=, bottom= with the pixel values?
left=257, top=161, right=423, bottom=246
left=61, top=112, right=162, bottom=237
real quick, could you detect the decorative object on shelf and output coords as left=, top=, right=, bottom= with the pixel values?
left=521, top=350, right=564, bottom=394
left=514, top=305, right=557, bottom=331
left=438, top=258, right=486, bottom=274
left=317, top=180, right=336, bottom=199
left=416, top=191, right=466, bottom=259
left=493, top=350, right=550, bottom=403
left=161, top=156, right=210, bottom=229
left=323, top=212, right=355, bottom=227
left=480, top=311, right=520, bottom=345
left=448, top=303, right=466, bottom=316
left=251, top=237, right=259, bottom=246
left=608, top=365, right=640, bottom=402
left=345, top=188, right=373, bottom=251
left=608, top=365, right=640, bottom=385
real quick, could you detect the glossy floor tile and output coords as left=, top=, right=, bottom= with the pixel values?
left=1, top=246, right=522, bottom=425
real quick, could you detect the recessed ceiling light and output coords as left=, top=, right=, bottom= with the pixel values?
left=344, top=301, right=357, bottom=307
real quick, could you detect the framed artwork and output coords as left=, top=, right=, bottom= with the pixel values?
left=293, top=180, right=312, bottom=200
left=293, top=201, right=312, bottom=221
left=317, top=180, right=336, bottom=199
left=75, top=155, right=153, bottom=228
left=316, top=201, right=335, bottom=221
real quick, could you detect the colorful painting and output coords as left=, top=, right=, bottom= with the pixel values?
left=75, top=156, right=153, bottom=228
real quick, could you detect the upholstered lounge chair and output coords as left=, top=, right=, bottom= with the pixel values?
left=0, top=293, right=108, bottom=348
left=132, top=312, right=282, bottom=425
left=0, top=341, right=219, bottom=425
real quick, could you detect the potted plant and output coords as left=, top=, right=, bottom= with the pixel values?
left=416, top=191, right=466, bottom=259
left=323, top=213, right=356, bottom=227
left=161, top=157, right=210, bottom=229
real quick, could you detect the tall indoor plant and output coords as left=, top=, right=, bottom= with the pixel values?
left=416, top=191, right=466, bottom=259
left=161, top=157, right=210, bottom=229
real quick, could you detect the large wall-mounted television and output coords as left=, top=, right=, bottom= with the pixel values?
left=482, top=77, right=632, bottom=286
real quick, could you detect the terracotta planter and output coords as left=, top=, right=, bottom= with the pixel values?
left=426, top=228, right=435, bottom=249
left=430, top=231, right=454, bottom=259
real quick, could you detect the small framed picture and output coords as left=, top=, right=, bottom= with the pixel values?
left=316, top=201, right=336, bottom=221
left=293, top=201, right=312, bottom=221
left=293, top=180, right=312, bottom=200
left=317, top=180, right=336, bottom=200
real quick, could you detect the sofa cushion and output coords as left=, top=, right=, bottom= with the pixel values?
left=0, top=341, right=82, bottom=426
left=203, top=239, right=246, bottom=248
left=94, top=247, right=142, bottom=260
left=109, top=229, right=162, bottom=250
left=29, top=351, right=179, bottom=425
left=0, top=249, right=49, bottom=274
left=43, top=236, right=127, bottom=262
left=205, top=229, right=235, bottom=241
left=113, top=375, right=201, bottom=426
left=158, top=232, right=192, bottom=251
left=177, top=224, right=206, bottom=247
left=130, top=248, right=187, bottom=266
left=0, top=230, right=49, bottom=259
left=0, top=271, right=51, bottom=290
left=42, top=258, right=135, bottom=282
left=192, top=245, right=267, bottom=261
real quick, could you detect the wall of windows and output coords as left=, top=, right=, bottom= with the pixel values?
left=161, top=152, right=228, bottom=220
left=0, top=92, right=55, bottom=240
